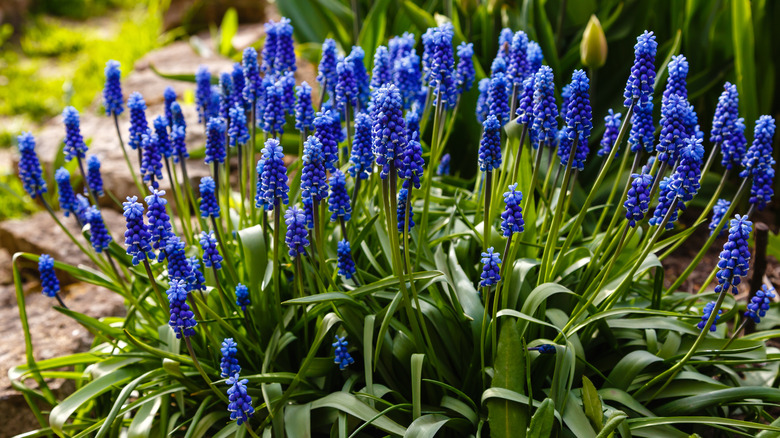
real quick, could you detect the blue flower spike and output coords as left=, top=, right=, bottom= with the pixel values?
left=86, top=206, right=112, bottom=252
left=500, top=183, right=524, bottom=237
left=226, top=374, right=254, bottom=425
left=199, top=176, right=220, bottom=218
left=55, top=167, right=79, bottom=218
left=123, top=196, right=153, bottom=265
left=103, top=60, right=124, bottom=116
left=333, top=335, right=355, bottom=370
left=745, top=285, right=776, bottom=324
left=623, top=30, right=657, bottom=107
left=697, top=301, right=722, bottom=332
left=17, top=132, right=47, bottom=199
left=257, top=138, right=289, bottom=211
left=715, top=215, right=752, bottom=295
left=328, top=170, right=351, bottom=222
left=480, top=247, right=502, bottom=288
left=235, top=283, right=251, bottom=311
left=220, top=338, right=241, bottom=378
left=63, top=106, right=88, bottom=162
left=39, top=254, right=60, bottom=298
left=200, top=231, right=222, bottom=270
left=598, top=110, right=622, bottom=157
left=337, top=239, right=356, bottom=279
left=285, top=205, right=310, bottom=258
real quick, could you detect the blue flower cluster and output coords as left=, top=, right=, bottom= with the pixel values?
left=103, top=60, right=124, bottom=116
left=623, top=30, right=657, bottom=106
left=337, top=239, right=356, bottom=279
left=480, top=247, right=501, bottom=288
left=200, top=231, right=222, bottom=270
left=140, top=130, right=163, bottom=189
left=715, top=215, right=752, bottom=295
left=709, top=199, right=731, bottom=238
left=38, top=254, right=60, bottom=298
left=63, top=107, right=87, bottom=162
left=478, top=115, right=502, bottom=172
left=437, top=153, right=451, bottom=176
left=371, top=85, right=407, bottom=178
left=711, top=82, right=739, bottom=146
left=17, top=132, right=47, bottom=199
left=348, top=112, right=374, bottom=180
left=295, top=82, right=315, bottom=132
left=487, top=73, right=510, bottom=124
left=455, top=42, right=475, bottom=93
left=235, top=283, right=250, bottom=311
left=145, top=189, right=173, bottom=258
left=86, top=206, right=112, bottom=252
left=285, top=205, right=310, bottom=258
left=226, top=374, right=254, bottom=425
left=397, top=187, right=414, bottom=233
left=531, top=66, right=558, bottom=148
left=328, top=170, right=351, bottom=222
left=745, top=285, right=776, bottom=324
left=257, top=138, right=289, bottom=210
left=500, top=184, right=524, bottom=237
left=220, top=338, right=241, bottom=378
left=195, top=66, right=214, bottom=123
left=629, top=100, right=655, bottom=153
left=128, top=92, right=148, bottom=151
left=332, top=335, right=355, bottom=370
left=301, top=136, right=329, bottom=203
left=697, top=301, right=721, bottom=332
left=317, top=38, right=338, bottom=97
left=598, top=109, right=622, bottom=157
left=123, top=196, right=153, bottom=265
left=55, top=168, right=79, bottom=218
left=199, top=176, right=220, bottom=218
left=624, top=172, right=653, bottom=227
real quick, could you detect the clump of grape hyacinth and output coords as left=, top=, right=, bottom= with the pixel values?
left=123, top=196, right=152, bottom=265
left=721, top=117, right=747, bottom=170
left=475, top=79, right=490, bottom=123
left=199, top=177, right=220, bottom=218
left=400, top=132, right=424, bottom=189
left=371, top=46, right=393, bottom=90
left=166, top=235, right=194, bottom=287
left=85, top=206, right=112, bottom=252
left=623, top=30, right=657, bottom=107
left=478, top=115, right=502, bottom=172
left=328, top=170, right=351, bottom=222
left=227, top=374, right=254, bottom=425
left=662, top=55, right=689, bottom=107
left=285, top=205, right=310, bottom=258
left=715, top=215, right=752, bottom=295
left=242, top=47, right=261, bottom=104
left=200, top=231, right=222, bottom=270
left=103, top=60, right=123, bottom=116
left=372, top=85, right=407, bottom=178
left=332, top=336, right=355, bottom=370
left=38, top=254, right=60, bottom=298
left=257, top=138, right=289, bottom=210
left=745, top=285, right=776, bottom=324
left=55, top=168, right=78, bottom=218
left=337, top=239, right=356, bottom=279
left=17, top=132, right=47, bottom=199
left=220, top=338, right=241, bottom=378
left=598, top=110, right=622, bottom=157
left=656, top=94, right=688, bottom=165
left=188, top=257, right=206, bottom=292
left=336, top=56, right=358, bottom=113
left=507, top=31, right=529, bottom=86
left=128, top=92, right=148, bottom=151
left=313, top=111, right=339, bottom=171
left=235, top=283, right=250, bottom=311
left=531, top=66, right=559, bottom=148
left=480, top=248, right=501, bottom=288
left=501, top=184, right=524, bottom=237
left=697, top=301, right=721, bottom=332
left=263, top=81, right=285, bottom=136
left=153, top=115, right=171, bottom=159
left=624, top=172, right=653, bottom=227
left=423, top=24, right=456, bottom=107
left=62, top=107, right=87, bottom=162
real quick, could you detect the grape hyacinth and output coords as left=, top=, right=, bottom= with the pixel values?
left=200, top=231, right=222, bottom=270
left=123, top=196, right=153, bottom=265
left=479, top=247, right=501, bottom=288
left=228, top=103, right=249, bottom=147
left=336, top=56, right=358, bottom=113
left=39, top=254, right=60, bottom=298
left=629, top=100, right=655, bottom=153
left=103, top=60, right=123, bottom=116
left=170, top=102, right=186, bottom=133
left=559, top=70, right=592, bottom=170
left=623, top=30, right=657, bottom=107
left=145, top=188, right=173, bottom=258
left=711, top=82, right=739, bottom=146
left=17, top=132, right=47, bottom=199
left=74, top=194, right=89, bottom=224
left=235, top=283, right=250, bottom=311
left=348, top=112, right=374, bottom=180
left=721, top=117, right=747, bottom=170
left=394, top=52, right=422, bottom=108
left=709, top=199, right=731, bottom=237
left=205, top=117, right=227, bottom=164
left=531, top=66, right=559, bottom=148
left=397, top=187, right=414, bottom=233
left=128, top=92, right=148, bottom=151
left=438, top=153, right=451, bottom=176
left=274, top=18, right=296, bottom=73
left=301, top=136, right=329, bottom=202
left=475, top=78, right=490, bottom=123
left=500, top=184, right=524, bottom=237
left=166, top=235, right=194, bottom=285
left=220, top=338, right=241, bottom=378
left=455, top=42, right=475, bottom=93
left=285, top=205, right=310, bottom=258
left=332, top=336, right=355, bottom=370
left=231, top=63, right=247, bottom=110
left=740, top=115, right=776, bottom=178
left=715, top=215, right=752, bottom=295
left=257, top=138, right=289, bottom=210
left=219, top=72, right=235, bottom=120
left=497, top=28, right=513, bottom=59
left=295, top=82, right=315, bottom=132
left=662, top=55, right=689, bottom=107
left=163, top=87, right=177, bottom=127
left=317, top=38, right=338, bottom=97
left=62, top=107, right=87, bottom=162
left=399, top=132, right=424, bottom=189
left=624, top=172, right=654, bottom=227
left=750, top=165, right=775, bottom=212
left=745, top=285, right=776, bottom=324
left=349, top=46, right=370, bottom=109
left=85, top=206, right=112, bottom=252
left=166, top=278, right=196, bottom=339
left=487, top=72, right=510, bottom=124
left=226, top=374, right=254, bottom=425
left=153, top=115, right=171, bottom=159
left=55, top=168, right=78, bottom=218
left=478, top=115, right=502, bottom=172
left=371, top=46, right=393, bottom=90
left=598, top=110, right=622, bottom=157
left=526, top=41, right=544, bottom=76
left=515, top=75, right=535, bottom=127
left=371, top=85, right=407, bottom=179
left=199, top=176, right=220, bottom=218
left=328, top=170, right=351, bottom=222
left=263, top=81, right=285, bottom=136
left=242, top=47, right=261, bottom=104
left=170, top=124, right=188, bottom=163
left=649, top=177, right=684, bottom=229
left=423, top=24, right=456, bottom=107
left=188, top=256, right=206, bottom=292
left=697, top=301, right=722, bottom=332
left=195, top=66, right=212, bottom=123
left=140, top=131, right=163, bottom=189
left=337, top=239, right=356, bottom=279
left=656, top=94, right=688, bottom=165
left=673, top=136, right=705, bottom=201
left=507, top=31, right=529, bottom=86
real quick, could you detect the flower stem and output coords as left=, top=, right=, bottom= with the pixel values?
left=184, top=336, right=229, bottom=403
left=141, top=258, right=166, bottom=307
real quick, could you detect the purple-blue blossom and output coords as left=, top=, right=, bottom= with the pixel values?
left=103, top=60, right=124, bottom=116
left=17, top=132, right=47, bottom=199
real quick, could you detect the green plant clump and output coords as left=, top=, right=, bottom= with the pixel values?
left=9, top=9, right=780, bottom=438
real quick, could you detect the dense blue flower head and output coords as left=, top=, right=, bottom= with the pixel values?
left=745, top=285, right=776, bottom=324
left=629, top=100, right=655, bottom=153
left=501, top=183, right=524, bottom=237
left=74, top=194, right=90, bottom=224
left=507, top=31, right=529, bottom=86
left=721, top=117, right=747, bottom=170
left=332, top=336, right=355, bottom=370
left=123, top=196, right=153, bottom=265
left=623, top=30, right=657, bottom=107
left=371, top=84, right=407, bottom=178
left=208, top=85, right=221, bottom=119
left=656, top=94, right=689, bottom=165
left=103, top=60, right=124, bottom=116
left=263, top=81, right=286, bottom=136
left=487, top=72, right=510, bottom=125
left=476, top=78, right=490, bottom=123
left=235, top=283, right=250, bottom=311
left=672, top=136, right=705, bottom=201
left=220, top=338, right=241, bottom=378
left=153, top=115, right=171, bottom=159
left=423, top=24, right=456, bottom=107
left=285, top=205, right=310, bottom=258
left=205, top=117, right=227, bottom=164
left=228, top=103, right=249, bottom=147
left=317, top=38, right=339, bottom=96
left=662, top=55, right=689, bottom=108
left=394, top=52, right=422, bottom=108
left=564, top=70, right=592, bottom=139
left=598, top=110, right=622, bottom=157
left=230, top=63, right=247, bottom=111
left=85, top=206, right=112, bottom=252
left=389, top=32, right=415, bottom=62
left=144, top=188, right=173, bottom=258
left=219, top=72, right=235, bottom=120
left=649, top=177, right=684, bottom=229
left=242, top=47, right=261, bottom=103
left=257, top=138, right=289, bottom=210
left=163, top=87, right=177, bottom=128
left=312, top=110, right=340, bottom=170
left=140, top=131, right=163, bottom=189
left=226, top=374, right=254, bottom=425
left=199, top=176, right=220, bottom=218
left=336, top=56, right=358, bottom=112
left=348, top=46, right=370, bottom=109
left=515, top=75, right=535, bottom=127
left=337, top=239, right=356, bottom=279
left=262, top=19, right=279, bottom=73
left=399, top=132, right=424, bottom=190
left=274, top=18, right=296, bottom=73
left=166, top=235, right=195, bottom=285
left=55, top=168, right=78, bottom=218
left=328, top=170, right=351, bottom=222
left=624, top=172, right=653, bottom=227
left=709, top=199, right=731, bottom=237
left=279, top=71, right=296, bottom=113
left=170, top=101, right=186, bottom=133
left=195, top=66, right=212, bottom=123
left=438, top=153, right=451, bottom=176
left=531, top=66, right=559, bottom=147
left=188, top=256, right=206, bottom=292
left=497, top=28, right=513, bottom=59
left=490, top=56, right=507, bottom=76
left=715, top=215, right=752, bottom=295
left=166, top=278, right=196, bottom=338
left=38, top=254, right=60, bottom=298
left=370, top=46, right=393, bottom=90
left=711, top=82, right=739, bottom=145
left=397, top=187, right=415, bottom=233
left=295, top=82, right=315, bottom=132
left=750, top=162, right=775, bottom=211
left=479, top=115, right=502, bottom=172
left=348, top=112, right=374, bottom=180
left=17, top=132, right=47, bottom=199
left=301, top=136, right=329, bottom=202
left=170, top=124, right=188, bottom=163
left=455, top=42, right=475, bottom=93
left=480, top=247, right=502, bottom=288
left=526, top=41, right=544, bottom=77
left=62, top=107, right=87, bottom=162
left=741, top=115, right=776, bottom=178
left=697, top=301, right=722, bottom=332
left=199, top=230, right=222, bottom=270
